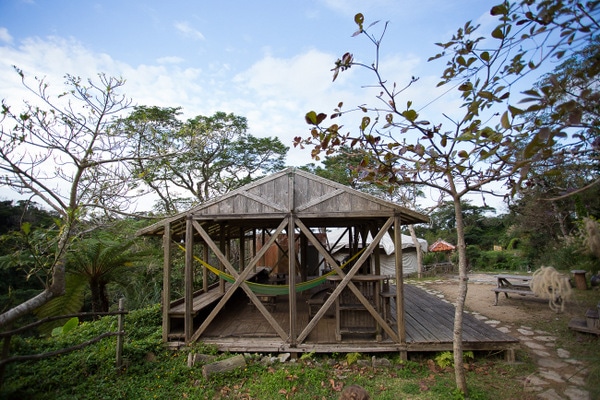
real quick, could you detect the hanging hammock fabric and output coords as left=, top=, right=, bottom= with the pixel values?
left=176, top=243, right=364, bottom=295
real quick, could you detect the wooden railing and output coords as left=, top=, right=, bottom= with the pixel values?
left=0, top=298, right=127, bottom=385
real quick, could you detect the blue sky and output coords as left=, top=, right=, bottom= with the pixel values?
left=0, top=0, right=502, bottom=210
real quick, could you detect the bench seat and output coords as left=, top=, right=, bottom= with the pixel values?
left=493, top=287, right=535, bottom=305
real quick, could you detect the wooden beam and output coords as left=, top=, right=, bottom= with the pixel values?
left=239, top=190, right=288, bottom=212
left=294, top=188, right=344, bottom=212
left=189, top=219, right=288, bottom=343
left=162, top=222, right=172, bottom=342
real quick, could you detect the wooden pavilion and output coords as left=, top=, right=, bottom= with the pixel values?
left=137, top=168, right=518, bottom=359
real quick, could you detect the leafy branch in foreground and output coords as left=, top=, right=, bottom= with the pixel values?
left=295, top=1, right=598, bottom=395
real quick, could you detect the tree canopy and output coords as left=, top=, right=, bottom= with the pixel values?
left=121, top=107, right=289, bottom=213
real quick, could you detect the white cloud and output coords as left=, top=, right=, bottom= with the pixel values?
left=174, top=21, right=205, bottom=41
left=157, top=56, right=185, bottom=64
left=0, top=27, right=12, bottom=44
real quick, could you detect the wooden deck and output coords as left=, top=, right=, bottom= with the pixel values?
left=167, top=283, right=519, bottom=356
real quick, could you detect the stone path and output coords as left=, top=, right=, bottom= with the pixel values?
left=406, top=277, right=591, bottom=400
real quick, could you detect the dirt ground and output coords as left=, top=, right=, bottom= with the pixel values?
left=423, top=273, right=591, bottom=326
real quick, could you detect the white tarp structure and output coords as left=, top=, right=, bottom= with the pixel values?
left=326, top=228, right=427, bottom=276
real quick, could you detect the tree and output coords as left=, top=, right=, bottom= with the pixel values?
left=0, top=69, right=145, bottom=327
left=301, top=146, right=371, bottom=188
left=516, top=36, right=600, bottom=194
left=34, top=233, right=147, bottom=317
left=295, top=2, right=599, bottom=394
left=506, top=158, right=600, bottom=264
left=122, top=107, right=289, bottom=213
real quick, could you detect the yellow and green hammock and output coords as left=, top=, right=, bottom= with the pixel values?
left=177, top=243, right=364, bottom=296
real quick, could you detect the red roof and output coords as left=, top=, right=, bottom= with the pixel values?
left=428, top=239, right=455, bottom=252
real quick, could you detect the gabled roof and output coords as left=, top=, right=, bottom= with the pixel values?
left=428, top=239, right=456, bottom=252
left=137, top=167, right=429, bottom=239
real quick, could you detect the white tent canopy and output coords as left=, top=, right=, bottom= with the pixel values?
left=325, top=228, right=427, bottom=276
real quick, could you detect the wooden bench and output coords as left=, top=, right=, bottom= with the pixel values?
left=493, top=274, right=535, bottom=306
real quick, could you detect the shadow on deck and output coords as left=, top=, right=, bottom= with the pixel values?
left=167, top=283, right=519, bottom=356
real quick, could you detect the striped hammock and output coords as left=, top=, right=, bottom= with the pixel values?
left=176, top=243, right=364, bottom=295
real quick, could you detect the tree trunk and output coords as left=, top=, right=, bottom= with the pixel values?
left=0, top=218, right=73, bottom=328
left=100, top=281, right=110, bottom=313
left=90, top=279, right=103, bottom=312
left=408, top=224, right=423, bottom=279
left=452, top=197, right=468, bottom=395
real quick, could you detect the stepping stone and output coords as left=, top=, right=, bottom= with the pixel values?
left=523, top=341, right=547, bottom=350
left=564, top=386, right=590, bottom=400
left=532, top=350, right=551, bottom=357
left=537, top=388, right=564, bottom=400
left=556, top=348, right=570, bottom=358
left=539, top=368, right=565, bottom=382
left=567, top=375, right=586, bottom=386
left=525, top=375, right=548, bottom=387
left=518, top=328, right=534, bottom=335
left=534, top=336, right=556, bottom=342
left=538, top=358, right=568, bottom=369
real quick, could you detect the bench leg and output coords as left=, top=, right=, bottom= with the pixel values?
left=494, top=292, right=499, bottom=306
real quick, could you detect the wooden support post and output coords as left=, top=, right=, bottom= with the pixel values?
left=115, top=298, right=125, bottom=369
left=185, top=216, right=194, bottom=342
left=394, top=215, right=406, bottom=348
left=505, top=348, right=516, bottom=363
left=162, top=222, right=172, bottom=342
left=288, top=215, right=297, bottom=346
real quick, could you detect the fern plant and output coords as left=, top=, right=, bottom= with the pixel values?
left=435, top=351, right=474, bottom=368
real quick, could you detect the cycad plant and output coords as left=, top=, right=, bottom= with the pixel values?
left=35, top=234, right=147, bottom=332
left=67, top=236, right=141, bottom=313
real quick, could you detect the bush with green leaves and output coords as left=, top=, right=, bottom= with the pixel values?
left=465, top=245, right=527, bottom=271
left=2, top=303, right=539, bottom=399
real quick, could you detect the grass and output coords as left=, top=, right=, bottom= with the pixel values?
left=1, top=287, right=597, bottom=400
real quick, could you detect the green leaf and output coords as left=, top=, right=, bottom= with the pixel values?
left=306, top=111, right=326, bottom=126
left=500, top=111, right=510, bottom=129
left=360, top=116, right=371, bottom=131
left=51, top=317, right=79, bottom=337
left=21, top=222, right=31, bottom=235
left=490, top=4, right=507, bottom=15
left=402, top=109, right=418, bottom=122
left=479, top=91, right=493, bottom=100
left=492, top=26, right=504, bottom=39
left=354, top=13, right=364, bottom=25
left=508, top=105, right=523, bottom=117
left=458, top=150, right=469, bottom=158
left=305, top=111, right=317, bottom=125
left=62, top=317, right=79, bottom=334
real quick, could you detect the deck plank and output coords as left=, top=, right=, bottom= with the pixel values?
left=168, top=282, right=518, bottom=353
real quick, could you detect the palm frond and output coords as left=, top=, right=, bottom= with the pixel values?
left=34, top=273, right=87, bottom=335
